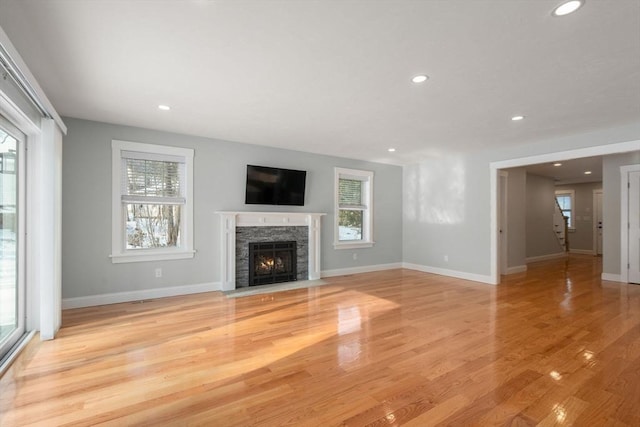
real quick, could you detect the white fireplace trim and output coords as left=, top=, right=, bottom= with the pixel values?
left=217, top=211, right=326, bottom=291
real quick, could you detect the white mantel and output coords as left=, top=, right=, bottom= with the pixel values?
left=217, top=211, right=326, bottom=291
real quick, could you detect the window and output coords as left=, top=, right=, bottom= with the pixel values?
left=111, top=140, right=194, bottom=263
left=334, top=167, right=374, bottom=249
left=555, top=189, right=575, bottom=229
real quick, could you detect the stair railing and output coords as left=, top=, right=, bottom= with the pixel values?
left=553, top=198, right=569, bottom=252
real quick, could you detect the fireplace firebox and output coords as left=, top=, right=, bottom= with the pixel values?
left=248, top=241, right=297, bottom=286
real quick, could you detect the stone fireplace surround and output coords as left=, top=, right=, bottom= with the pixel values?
left=217, top=212, right=325, bottom=291
left=239, top=228, right=306, bottom=287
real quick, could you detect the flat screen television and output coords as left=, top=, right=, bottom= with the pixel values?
left=245, top=165, right=307, bottom=206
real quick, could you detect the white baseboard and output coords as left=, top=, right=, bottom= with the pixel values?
left=402, top=262, right=495, bottom=285
left=62, top=282, right=221, bottom=309
left=570, top=249, right=595, bottom=255
left=321, top=262, right=403, bottom=278
left=526, top=252, right=568, bottom=263
left=601, top=273, right=623, bottom=282
left=505, top=265, right=527, bottom=275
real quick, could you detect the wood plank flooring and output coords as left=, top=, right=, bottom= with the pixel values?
left=1, top=255, right=639, bottom=426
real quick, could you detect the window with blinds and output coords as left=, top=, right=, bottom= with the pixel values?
left=339, top=179, right=363, bottom=207
left=335, top=168, right=374, bottom=247
left=111, top=140, right=194, bottom=263
left=122, top=153, right=185, bottom=203
left=121, top=152, right=185, bottom=249
left=338, top=178, right=365, bottom=241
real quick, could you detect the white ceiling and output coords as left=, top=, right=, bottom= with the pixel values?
left=522, top=155, right=603, bottom=184
left=0, top=0, right=638, bottom=165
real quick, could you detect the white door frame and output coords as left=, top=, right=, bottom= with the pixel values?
left=489, top=140, right=640, bottom=284
left=592, top=189, right=603, bottom=256
left=620, top=164, right=640, bottom=284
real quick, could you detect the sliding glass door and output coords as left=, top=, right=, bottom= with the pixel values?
left=0, top=116, right=25, bottom=361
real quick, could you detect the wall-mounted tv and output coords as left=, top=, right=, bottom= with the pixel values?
left=245, top=165, right=307, bottom=206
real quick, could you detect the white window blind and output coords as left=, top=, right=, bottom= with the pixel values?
left=339, top=178, right=365, bottom=209
left=121, top=151, right=185, bottom=205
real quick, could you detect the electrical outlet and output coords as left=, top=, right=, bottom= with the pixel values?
left=353, top=253, right=358, bottom=260
left=155, top=268, right=162, bottom=278
left=444, top=255, right=449, bottom=262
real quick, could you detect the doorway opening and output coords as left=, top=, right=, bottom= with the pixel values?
left=490, top=140, right=639, bottom=284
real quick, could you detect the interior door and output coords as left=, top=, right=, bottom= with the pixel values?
left=0, top=116, right=26, bottom=360
left=629, top=171, right=640, bottom=284
left=500, top=172, right=508, bottom=275
left=594, top=190, right=603, bottom=255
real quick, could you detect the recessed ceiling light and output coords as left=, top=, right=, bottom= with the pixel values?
left=553, top=162, right=562, bottom=167
left=388, top=148, right=396, bottom=152
left=511, top=115, right=525, bottom=121
left=158, top=105, right=171, bottom=111
left=552, top=0, right=584, bottom=17
left=584, top=170, right=592, bottom=175
left=412, top=75, right=428, bottom=83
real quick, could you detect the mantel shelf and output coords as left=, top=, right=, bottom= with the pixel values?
left=216, top=211, right=325, bottom=227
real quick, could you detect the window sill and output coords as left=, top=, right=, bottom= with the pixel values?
left=333, top=241, right=375, bottom=250
left=110, top=249, right=195, bottom=264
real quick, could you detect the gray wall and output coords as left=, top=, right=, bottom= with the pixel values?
left=525, top=174, right=563, bottom=258
left=61, top=118, right=403, bottom=299
left=555, top=182, right=603, bottom=252
left=403, top=122, right=640, bottom=279
left=62, top=117, right=639, bottom=297
left=603, top=151, right=640, bottom=275
left=403, top=155, right=490, bottom=274
left=506, top=168, right=526, bottom=269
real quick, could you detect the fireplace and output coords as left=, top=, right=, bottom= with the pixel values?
left=249, top=241, right=297, bottom=286
left=217, top=211, right=325, bottom=291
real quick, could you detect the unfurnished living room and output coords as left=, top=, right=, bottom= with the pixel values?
left=0, top=1, right=639, bottom=425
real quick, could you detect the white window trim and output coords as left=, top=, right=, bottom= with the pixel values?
left=111, top=140, right=195, bottom=263
left=334, top=167, right=374, bottom=249
left=555, top=189, right=576, bottom=230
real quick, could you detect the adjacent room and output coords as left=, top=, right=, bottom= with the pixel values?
left=0, top=0, right=639, bottom=425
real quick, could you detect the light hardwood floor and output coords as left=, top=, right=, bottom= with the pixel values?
left=1, top=255, right=639, bottom=426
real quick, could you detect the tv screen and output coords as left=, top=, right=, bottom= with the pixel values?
left=245, top=165, right=306, bottom=206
